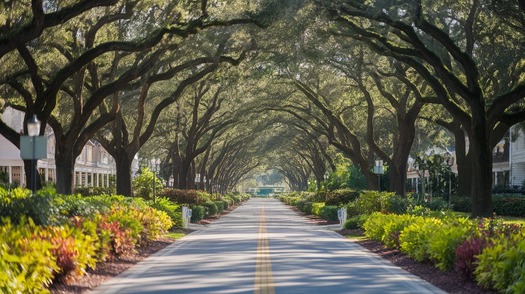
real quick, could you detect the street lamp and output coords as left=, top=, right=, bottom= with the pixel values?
left=374, top=160, right=384, bottom=199
left=27, top=115, right=41, bottom=195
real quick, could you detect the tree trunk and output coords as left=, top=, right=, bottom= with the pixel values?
left=55, top=153, right=75, bottom=195
left=389, top=160, right=407, bottom=196
left=456, top=152, right=471, bottom=198
left=469, top=111, right=493, bottom=217
left=115, top=154, right=133, bottom=196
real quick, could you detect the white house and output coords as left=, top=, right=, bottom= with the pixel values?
left=510, top=127, right=525, bottom=188
left=406, top=128, right=525, bottom=192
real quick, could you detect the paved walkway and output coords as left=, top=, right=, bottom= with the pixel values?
left=90, top=198, right=446, bottom=294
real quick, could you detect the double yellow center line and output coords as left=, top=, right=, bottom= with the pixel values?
left=255, top=208, right=275, bottom=294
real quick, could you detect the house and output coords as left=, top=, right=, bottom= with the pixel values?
left=510, top=127, right=525, bottom=188
left=407, top=127, right=525, bottom=193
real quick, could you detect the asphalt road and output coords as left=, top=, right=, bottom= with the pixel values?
left=90, top=198, right=446, bottom=294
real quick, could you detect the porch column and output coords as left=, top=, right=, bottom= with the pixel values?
left=8, top=165, right=12, bottom=184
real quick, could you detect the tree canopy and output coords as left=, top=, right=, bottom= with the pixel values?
left=1, top=0, right=524, bottom=217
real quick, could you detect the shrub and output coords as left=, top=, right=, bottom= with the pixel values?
left=313, top=190, right=328, bottom=203
left=190, top=205, right=205, bottom=222
left=493, top=196, right=525, bottom=217
left=0, top=218, right=58, bottom=293
left=226, top=193, right=242, bottom=205
left=135, top=206, right=173, bottom=243
left=0, top=187, right=60, bottom=226
left=214, top=201, right=225, bottom=214
left=160, top=189, right=210, bottom=205
left=204, top=201, right=218, bottom=216
left=452, top=196, right=471, bottom=213
left=475, top=230, right=525, bottom=293
left=148, top=197, right=182, bottom=228
left=422, top=197, right=452, bottom=211
left=325, top=189, right=360, bottom=206
left=454, top=236, right=487, bottom=280
left=382, top=214, right=419, bottom=249
left=42, top=224, right=98, bottom=283
left=132, top=168, right=164, bottom=200
left=312, top=202, right=325, bottom=216
left=319, top=205, right=339, bottom=221
left=345, top=202, right=360, bottom=217
left=97, top=216, right=135, bottom=258
left=296, top=200, right=313, bottom=215
left=399, top=217, right=443, bottom=262
left=106, top=204, right=144, bottom=245
left=384, top=195, right=411, bottom=214
left=74, top=186, right=113, bottom=197
left=355, top=191, right=381, bottom=214
left=426, top=217, right=476, bottom=270
left=221, top=199, right=230, bottom=210
left=344, top=214, right=369, bottom=229
left=362, top=212, right=390, bottom=241
left=355, top=191, right=397, bottom=214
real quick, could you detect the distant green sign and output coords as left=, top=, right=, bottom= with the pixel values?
left=257, top=188, right=274, bottom=196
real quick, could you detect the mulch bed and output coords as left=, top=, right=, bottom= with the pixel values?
left=335, top=228, right=496, bottom=294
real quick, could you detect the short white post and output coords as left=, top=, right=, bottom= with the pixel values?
left=182, top=206, right=192, bottom=229
left=338, top=208, right=347, bottom=229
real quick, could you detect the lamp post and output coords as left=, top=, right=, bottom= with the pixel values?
left=27, top=115, right=41, bottom=195
left=374, top=160, right=384, bottom=199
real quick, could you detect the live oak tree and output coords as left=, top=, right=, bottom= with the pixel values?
left=318, top=0, right=525, bottom=217
left=0, top=0, right=120, bottom=190
left=1, top=0, right=264, bottom=194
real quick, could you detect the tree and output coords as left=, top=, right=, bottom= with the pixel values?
left=1, top=0, right=264, bottom=194
left=319, top=0, right=525, bottom=217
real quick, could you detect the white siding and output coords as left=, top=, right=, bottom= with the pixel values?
left=511, top=128, right=525, bottom=187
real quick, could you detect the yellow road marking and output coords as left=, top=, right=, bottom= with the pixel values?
left=255, top=208, right=275, bottom=294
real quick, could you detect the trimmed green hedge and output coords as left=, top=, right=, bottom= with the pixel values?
left=325, top=189, right=360, bottom=206
left=319, top=205, right=339, bottom=221
left=190, top=205, right=205, bottom=222
left=452, top=195, right=525, bottom=217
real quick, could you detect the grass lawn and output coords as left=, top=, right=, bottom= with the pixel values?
left=164, top=232, right=186, bottom=239
left=451, top=211, right=525, bottom=225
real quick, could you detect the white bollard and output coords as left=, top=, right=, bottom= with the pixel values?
left=337, top=208, right=347, bottom=229
left=182, top=206, right=192, bottom=229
